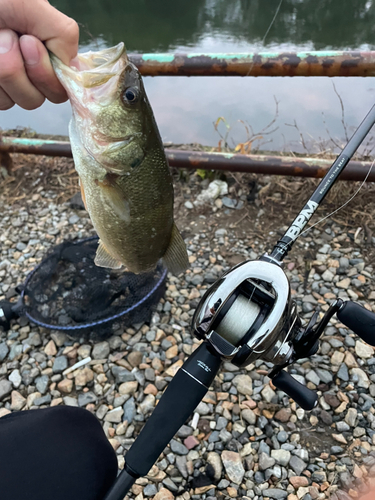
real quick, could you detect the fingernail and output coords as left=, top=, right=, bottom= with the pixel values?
left=21, top=36, right=40, bottom=65
left=0, top=31, right=14, bottom=54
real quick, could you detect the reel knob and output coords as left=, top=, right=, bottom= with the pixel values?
left=272, top=370, right=318, bottom=411
left=337, top=301, right=375, bottom=346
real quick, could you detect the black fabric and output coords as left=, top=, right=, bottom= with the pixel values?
left=0, top=406, right=118, bottom=500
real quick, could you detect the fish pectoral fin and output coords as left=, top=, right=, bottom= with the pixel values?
left=95, top=240, right=123, bottom=269
left=95, top=176, right=131, bottom=222
left=162, top=223, right=189, bottom=275
left=79, top=177, right=88, bottom=211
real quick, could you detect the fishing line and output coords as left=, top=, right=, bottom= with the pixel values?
left=262, top=0, right=284, bottom=45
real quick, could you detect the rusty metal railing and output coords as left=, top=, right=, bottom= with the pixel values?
left=128, top=51, right=375, bottom=77
left=1, top=137, right=374, bottom=182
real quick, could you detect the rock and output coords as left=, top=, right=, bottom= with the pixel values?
left=9, top=369, right=22, bottom=388
left=119, top=381, right=138, bottom=395
left=274, top=408, right=292, bottom=422
left=162, top=477, right=178, bottom=492
left=139, top=394, right=155, bottom=414
left=123, top=397, right=136, bottom=423
left=258, top=452, right=276, bottom=470
left=351, top=367, right=370, bottom=388
left=52, top=356, right=68, bottom=373
left=78, top=392, right=97, bottom=406
left=271, top=449, right=291, bottom=466
left=11, top=390, right=26, bottom=410
left=184, top=435, right=199, bottom=450
left=127, top=351, right=143, bottom=367
left=44, top=340, right=57, bottom=356
left=315, top=368, right=333, bottom=384
left=262, top=488, right=288, bottom=499
left=355, top=340, right=374, bottom=359
left=289, top=455, right=307, bottom=475
left=290, top=476, right=309, bottom=488
left=306, top=370, right=320, bottom=385
left=232, top=374, right=252, bottom=396
left=170, top=439, right=188, bottom=455
left=105, top=407, right=124, bottom=423
left=0, top=343, right=9, bottom=361
left=345, top=408, right=358, bottom=427
left=261, top=384, right=276, bottom=403
left=221, top=450, right=245, bottom=485
left=58, top=379, right=73, bottom=394
left=92, top=341, right=110, bottom=359
left=153, top=487, right=175, bottom=500
left=143, top=483, right=158, bottom=496
left=207, top=451, right=222, bottom=480
left=75, top=367, right=94, bottom=387
left=69, top=214, right=80, bottom=224
left=35, top=375, right=49, bottom=394
left=242, top=409, right=257, bottom=425
left=0, top=379, right=12, bottom=400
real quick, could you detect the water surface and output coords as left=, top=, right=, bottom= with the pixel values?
left=2, top=0, right=375, bottom=154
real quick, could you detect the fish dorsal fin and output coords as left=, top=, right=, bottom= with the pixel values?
left=95, top=240, right=122, bottom=269
left=162, top=223, right=189, bottom=275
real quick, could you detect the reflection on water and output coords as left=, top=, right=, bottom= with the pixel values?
left=2, top=0, right=375, bottom=153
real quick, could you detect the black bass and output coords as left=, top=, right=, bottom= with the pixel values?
left=51, top=43, right=188, bottom=274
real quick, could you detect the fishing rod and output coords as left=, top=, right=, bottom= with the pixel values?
left=104, top=103, right=375, bottom=500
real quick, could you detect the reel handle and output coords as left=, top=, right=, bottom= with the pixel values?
left=104, top=342, right=222, bottom=500
left=272, top=370, right=318, bottom=411
left=337, top=301, right=375, bottom=346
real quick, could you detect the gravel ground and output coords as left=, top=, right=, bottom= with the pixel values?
left=1, top=165, right=375, bottom=500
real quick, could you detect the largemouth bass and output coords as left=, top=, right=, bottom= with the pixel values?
left=51, top=43, right=188, bottom=275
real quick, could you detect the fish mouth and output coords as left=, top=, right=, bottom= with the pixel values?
left=51, top=42, right=128, bottom=93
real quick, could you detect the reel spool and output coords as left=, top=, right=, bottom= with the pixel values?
left=193, top=259, right=302, bottom=368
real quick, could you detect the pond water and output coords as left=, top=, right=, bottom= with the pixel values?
left=2, top=0, right=375, bottom=154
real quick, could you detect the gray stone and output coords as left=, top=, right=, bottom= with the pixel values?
left=78, top=392, right=97, bottom=406
left=170, top=439, right=188, bottom=455
left=104, top=407, right=124, bottom=423
left=289, top=455, right=307, bottom=475
left=306, top=370, right=320, bottom=385
left=175, top=455, right=188, bottom=478
left=336, top=421, right=350, bottom=432
left=222, top=196, right=237, bottom=209
left=258, top=452, right=275, bottom=470
left=33, top=394, right=52, bottom=406
left=0, top=379, right=12, bottom=400
left=92, top=341, right=110, bottom=359
left=162, top=477, right=178, bottom=492
left=277, top=431, right=288, bottom=443
left=177, top=425, right=193, bottom=438
left=143, top=484, right=158, bottom=496
left=69, top=214, right=80, bottom=224
left=337, top=363, right=349, bottom=381
left=123, top=397, right=136, bottom=423
left=35, top=375, right=49, bottom=394
left=112, top=367, right=134, bottom=383
left=0, top=343, right=9, bottom=361
left=242, top=409, right=256, bottom=425
left=53, top=356, right=68, bottom=373
left=9, top=369, right=22, bottom=388
left=271, top=449, right=291, bottom=466
left=262, top=489, right=288, bottom=499
left=315, top=368, right=333, bottom=384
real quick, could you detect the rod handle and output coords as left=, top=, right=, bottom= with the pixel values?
left=337, top=301, right=375, bottom=346
left=272, top=370, right=318, bottom=410
left=125, top=342, right=221, bottom=477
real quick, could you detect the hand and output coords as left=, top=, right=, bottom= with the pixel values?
left=0, top=0, right=79, bottom=110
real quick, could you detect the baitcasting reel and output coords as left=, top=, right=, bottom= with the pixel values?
left=192, top=257, right=375, bottom=410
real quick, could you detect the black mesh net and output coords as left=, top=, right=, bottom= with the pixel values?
left=21, top=236, right=167, bottom=340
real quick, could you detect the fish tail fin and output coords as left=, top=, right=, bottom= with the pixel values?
left=162, top=223, right=189, bottom=275
left=95, top=239, right=123, bottom=269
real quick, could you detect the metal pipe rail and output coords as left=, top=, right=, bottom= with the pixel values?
left=128, top=51, right=375, bottom=77
left=1, top=137, right=374, bottom=182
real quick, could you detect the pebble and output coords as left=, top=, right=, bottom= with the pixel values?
left=221, top=450, right=245, bottom=485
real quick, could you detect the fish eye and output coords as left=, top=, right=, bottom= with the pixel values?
left=123, top=87, right=139, bottom=104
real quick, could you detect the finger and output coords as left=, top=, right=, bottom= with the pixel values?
left=0, top=87, right=14, bottom=110
left=20, top=35, right=68, bottom=104
left=0, top=0, right=79, bottom=64
left=0, top=29, right=45, bottom=110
